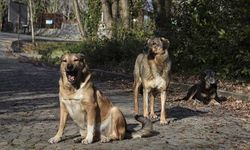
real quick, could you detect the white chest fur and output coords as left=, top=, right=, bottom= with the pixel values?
left=146, top=76, right=166, bottom=89
left=62, top=98, right=87, bottom=129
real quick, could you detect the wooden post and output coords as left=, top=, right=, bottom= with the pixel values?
left=28, top=0, right=35, bottom=44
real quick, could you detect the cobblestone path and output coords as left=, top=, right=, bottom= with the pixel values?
left=0, top=32, right=249, bottom=150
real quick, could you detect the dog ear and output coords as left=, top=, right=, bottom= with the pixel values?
left=147, top=37, right=153, bottom=46
left=147, top=37, right=157, bottom=54
left=60, top=54, right=66, bottom=62
left=160, top=37, right=170, bottom=49
left=147, top=38, right=152, bottom=45
left=199, top=70, right=207, bottom=81
left=77, top=53, right=85, bottom=62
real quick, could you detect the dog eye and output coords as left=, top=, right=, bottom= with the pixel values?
left=74, top=59, right=79, bottom=62
left=62, top=59, right=67, bottom=62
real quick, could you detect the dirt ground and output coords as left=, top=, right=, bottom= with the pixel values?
left=0, top=32, right=249, bottom=150
left=0, top=57, right=249, bottom=150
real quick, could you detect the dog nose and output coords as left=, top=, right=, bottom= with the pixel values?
left=67, top=64, right=74, bottom=71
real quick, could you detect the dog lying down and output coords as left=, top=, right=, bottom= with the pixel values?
left=182, top=69, right=226, bottom=105
left=48, top=53, right=154, bottom=144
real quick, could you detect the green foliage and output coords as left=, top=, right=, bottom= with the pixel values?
left=32, top=0, right=47, bottom=24
left=0, top=0, right=7, bottom=20
left=34, top=36, right=146, bottom=72
left=169, top=0, right=250, bottom=80
left=82, top=0, right=101, bottom=37
left=24, top=0, right=249, bottom=81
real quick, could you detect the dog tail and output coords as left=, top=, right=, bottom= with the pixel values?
left=126, top=115, right=154, bottom=139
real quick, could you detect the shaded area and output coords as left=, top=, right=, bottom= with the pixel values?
left=167, top=106, right=208, bottom=121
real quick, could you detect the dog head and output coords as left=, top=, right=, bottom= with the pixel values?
left=200, top=69, right=217, bottom=89
left=60, top=53, right=88, bottom=84
left=147, top=37, right=170, bottom=55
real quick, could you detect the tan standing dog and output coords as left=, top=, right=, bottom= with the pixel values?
left=133, top=37, right=171, bottom=125
left=48, top=53, right=153, bottom=144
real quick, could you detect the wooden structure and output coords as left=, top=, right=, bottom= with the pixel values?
left=38, top=13, right=63, bottom=29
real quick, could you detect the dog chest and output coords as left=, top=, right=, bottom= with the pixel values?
left=146, top=76, right=166, bottom=89
left=62, top=99, right=87, bottom=129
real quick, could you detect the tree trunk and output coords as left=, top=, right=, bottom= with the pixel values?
left=101, top=0, right=113, bottom=28
left=153, top=0, right=166, bottom=29
left=111, top=0, right=119, bottom=22
left=165, top=0, right=172, bottom=19
left=120, top=0, right=129, bottom=29
left=73, top=0, right=85, bottom=39
left=101, top=0, right=113, bottom=38
left=138, top=2, right=144, bottom=28
left=153, top=0, right=172, bottom=35
left=28, top=0, right=35, bottom=44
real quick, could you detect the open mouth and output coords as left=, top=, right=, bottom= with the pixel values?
left=66, top=70, right=78, bottom=83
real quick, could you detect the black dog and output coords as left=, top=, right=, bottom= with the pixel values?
left=183, top=69, right=224, bottom=105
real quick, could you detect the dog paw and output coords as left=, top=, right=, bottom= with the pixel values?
left=150, top=113, right=158, bottom=119
left=149, top=114, right=159, bottom=121
left=209, top=99, right=221, bottom=106
left=193, top=99, right=202, bottom=105
left=48, top=136, right=62, bottom=144
left=160, top=120, right=169, bottom=125
left=101, top=135, right=111, bottom=143
left=81, top=138, right=93, bottom=144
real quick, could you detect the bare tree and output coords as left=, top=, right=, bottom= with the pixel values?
left=111, top=0, right=119, bottom=23
left=73, top=0, right=85, bottom=39
left=120, top=0, right=129, bottom=29
left=101, top=0, right=113, bottom=34
left=153, top=0, right=172, bottom=34
left=28, top=0, right=35, bottom=44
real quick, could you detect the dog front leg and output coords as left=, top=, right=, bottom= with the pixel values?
left=82, top=104, right=96, bottom=144
left=143, top=89, right=150, bottom=118
left=149, top=93, right=157, bottom=119
left=48, top=101, right=68, bottom=143
left=160, top=91, right=168, bottom=125
left=183, top=85, right=198, bottom=101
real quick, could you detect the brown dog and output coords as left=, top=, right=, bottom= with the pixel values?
left=133, top=37, right=171, bottom=125
left=48, top=53, right=153, bottom=144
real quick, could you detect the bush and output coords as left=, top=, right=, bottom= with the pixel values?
left=169, top=0, right=250, bottom=80
left=30, top=0, right=249, bottom=81
left=34, top=36, right=146, bottom=73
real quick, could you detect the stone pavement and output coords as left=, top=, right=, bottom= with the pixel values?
left=0, top=32, right=249, bottom=149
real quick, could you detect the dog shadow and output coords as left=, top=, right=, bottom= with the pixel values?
left=60, top=123, right=159, bottom=143
left=167, top=106, right=208, bottom=121
left=154, top=106, right=208, bottom=123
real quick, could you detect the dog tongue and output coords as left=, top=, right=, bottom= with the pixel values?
left=68, top=75, right=75, bottom=81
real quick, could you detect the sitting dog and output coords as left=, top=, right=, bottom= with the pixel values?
left=48, top=53, right=153, bottom=144
left=133, top=37, right=171, bottom=125
left=183, top=69, right=223, bottom=105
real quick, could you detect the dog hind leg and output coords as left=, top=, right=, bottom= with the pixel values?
left=133, top=80, right=141, bottom=115
left=101, top=107, right=126, bottom=142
